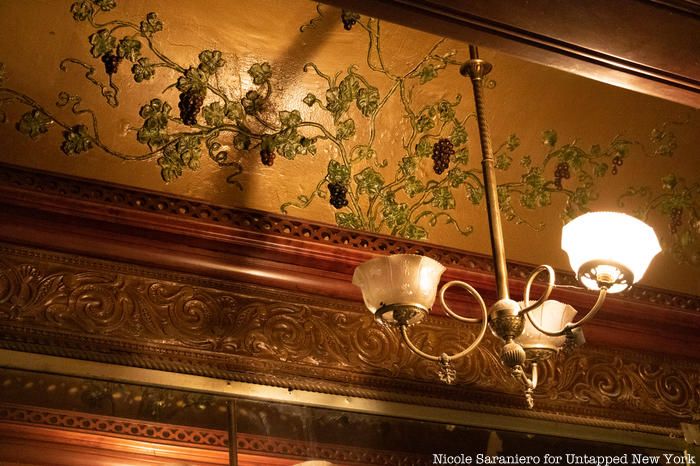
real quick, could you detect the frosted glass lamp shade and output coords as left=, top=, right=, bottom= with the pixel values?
left=561, top=212, right=661, bottom=293
left=352, top=254, right=445, bottom=326
left=516, top=300, right=577, bottom=357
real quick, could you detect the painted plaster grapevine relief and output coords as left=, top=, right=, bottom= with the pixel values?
left=0, top=1, right=696, bottom=267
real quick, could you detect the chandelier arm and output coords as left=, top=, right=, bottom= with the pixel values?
left=399, top=326, right=440, bottom=362
left=524, top=287, right=608, bottom=337
left=439, top=280, right=487, bottom=324
left=520, top=265, right=556, bottom=315
left=399, top=297, right=489, bottom=362
left=447, top=299, right=489, bottom=360
left=562, top=287, right=608, bottom=331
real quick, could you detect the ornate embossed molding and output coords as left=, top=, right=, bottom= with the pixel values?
left=0, top=403, right=228, bottom=448
left=0, top=243, right=698, bottom=432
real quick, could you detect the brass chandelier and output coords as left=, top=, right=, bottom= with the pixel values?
left=352, top=46, right=661, bottom=408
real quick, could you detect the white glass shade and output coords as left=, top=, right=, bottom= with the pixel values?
left=561, top=212, right=661, bottom=293
left=352, top=254, right=446, bottom=314
left=516, top=300, right=577, bottom=352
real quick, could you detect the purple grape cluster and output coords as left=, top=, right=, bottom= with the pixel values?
left=554, top=161, right=570, bottom=190
left=328, top=182, right=349, bottom=209
left=341, top=11, right=360, bottom=30
left=178, top=90, right=205, bottom=126
left=611, top=155, right=623, bottom=175
left=260, top=147, right=275, bottom=166
left=101, top=52, right=122, bottom=75
left=670, top=207, right=683, bottom=234
left=432, top=138, right=455, bottom=175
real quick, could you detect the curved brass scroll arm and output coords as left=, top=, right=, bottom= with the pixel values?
left=399, top=280, right=489, bottom=384
left=519, top=263, right=608, bottom=337
left=525, top=287, right=608, bottom=337
left=519, top=265, right=555, bottom=315
left=439, top=280, right=487, bottom=324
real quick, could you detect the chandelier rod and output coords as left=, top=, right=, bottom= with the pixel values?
left=461, top=45, right=510, bottom=300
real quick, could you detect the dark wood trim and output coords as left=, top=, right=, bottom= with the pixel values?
left=319, top=0, right=700, bottom=108
left=0, top=162, right=697, bottom=360
left=641, top=0, right=700, bottom=18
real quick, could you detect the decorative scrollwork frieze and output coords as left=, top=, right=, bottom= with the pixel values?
left=0, top=244, right=698, bottom=427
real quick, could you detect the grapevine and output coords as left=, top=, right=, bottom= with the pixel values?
left=619, top=174, right=699, bottom=265
left=0, top=0, right=689, bottom=252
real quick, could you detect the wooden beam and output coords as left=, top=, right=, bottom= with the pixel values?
left=320, top=0, right=700, bottom=108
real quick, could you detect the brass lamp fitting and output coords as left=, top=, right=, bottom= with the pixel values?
left=374, top=303, right=429, bottom=328
left=488, top=298, right=524, bottom=341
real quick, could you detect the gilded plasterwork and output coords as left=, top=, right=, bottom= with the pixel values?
left=0, top=1, right=697, bottom=294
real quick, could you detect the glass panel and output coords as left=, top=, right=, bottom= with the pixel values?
left=0, top=367, right=693, bottom=466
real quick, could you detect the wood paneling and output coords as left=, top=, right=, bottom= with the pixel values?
left=320, top=0, right=700, bottom=108
left=0, top=162, right=697, bottom=358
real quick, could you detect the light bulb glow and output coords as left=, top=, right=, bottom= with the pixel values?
left=561, top=212, right=661, bottom=292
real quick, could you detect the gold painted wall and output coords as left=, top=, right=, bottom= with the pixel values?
left=0, top=0, right=697, bottom=294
